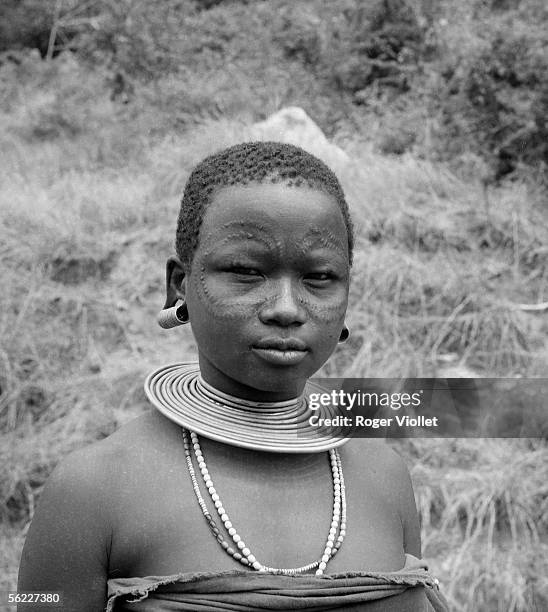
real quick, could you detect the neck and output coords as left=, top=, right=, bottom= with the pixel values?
left=198, top=357, right=306, bottom=402
left=198, top=374, right=303, bottom=408
left=144, top=362, right=348, bottom=453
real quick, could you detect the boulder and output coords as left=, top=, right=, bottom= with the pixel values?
left=250, top=107, right=349, bottom=168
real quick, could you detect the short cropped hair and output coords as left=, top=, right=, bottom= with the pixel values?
left=175, top=141, right=354, bottom=269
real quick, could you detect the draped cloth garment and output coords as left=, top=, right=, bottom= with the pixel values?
left=106, top=554, right=449, bottom=612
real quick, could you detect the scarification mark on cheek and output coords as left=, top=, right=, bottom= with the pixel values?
left=193, top=230, right=276, bottom=320
left=295, top=227, right=350, bottom=322
left=199, top=264, right=210, bottom=298
left=298, top=295, right=348, bottom=322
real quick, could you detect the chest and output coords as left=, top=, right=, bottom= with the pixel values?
left=108, top=449, right=405, bottom=578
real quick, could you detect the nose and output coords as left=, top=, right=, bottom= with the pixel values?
left=258, top=277, right=307, bottom=327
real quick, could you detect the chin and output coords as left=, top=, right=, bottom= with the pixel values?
left=245, top=368, right=315, bottom=396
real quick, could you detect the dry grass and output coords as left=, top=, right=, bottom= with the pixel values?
left=402, top=438, right=548, bottom=611
left=1, top=57, right=547, bottom=611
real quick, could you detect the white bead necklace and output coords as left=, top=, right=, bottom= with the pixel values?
left=182, top=429, right=347, bottom=576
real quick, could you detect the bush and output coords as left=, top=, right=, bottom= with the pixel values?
left=0, top=0, right=56, bottom=55
left=2, top=0, right=548, bottom=178
left=273, top=0, right=428, bottom=96
left=0, top=0, right=91, bottom=57
left=425, top=4, right=548, bottom=179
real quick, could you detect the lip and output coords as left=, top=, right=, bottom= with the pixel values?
left=253, top=337, right=308, bottom=351
left=252, top=338, right=309, bottom=366
left=251, top=347, right=308, bottom=366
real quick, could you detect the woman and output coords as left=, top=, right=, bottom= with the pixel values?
left=18, top=142, right=447, bottom=611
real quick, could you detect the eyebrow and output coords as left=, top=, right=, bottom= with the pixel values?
left=200, top=232, right=277, bottom=260
left=219, top=220, right=271, bottom=232
left=201, top=221, right=273, bottom=240
left=298, top=228, right=348, bottom=254
left=201, top=221, right=276, bottom=244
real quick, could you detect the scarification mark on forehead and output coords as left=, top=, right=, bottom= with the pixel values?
left=220, top=220, right=268, bottom=231
left=199, top=222, right=278, bottom=252
left=298, top=227, right=348, bottom=256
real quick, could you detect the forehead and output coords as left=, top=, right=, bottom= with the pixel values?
left=200, top=183, right=348, bottom=246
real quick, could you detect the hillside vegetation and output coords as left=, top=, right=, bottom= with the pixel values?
left=1, top=1, right=547, bottom=610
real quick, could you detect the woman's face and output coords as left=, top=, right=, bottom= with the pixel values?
left=181, top=182, right=350, bottom=401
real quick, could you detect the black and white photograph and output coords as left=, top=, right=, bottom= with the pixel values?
left=1, top=1, right=547, bottom=611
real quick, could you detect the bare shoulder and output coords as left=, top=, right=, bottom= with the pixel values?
left=340, top=438, right=414, bottom=511
left=341, top=437, right=411, bottom=481
left=18, top=410, right=181, bottom=610
left=16, top=417, right=146, bottom=611
left=340, top=438, right=421, bottom=556
left=94, top=408, right=184, bottom=476
left=19, top=411, right=169, bottom=554
left=70, top=408, right=182, bottom=472
left=45, top=410, right=164, bottom=495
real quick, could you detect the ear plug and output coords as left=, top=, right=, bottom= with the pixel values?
left=157, top=302, right=189, bottom=329
left=338, top=325, right=350, bottom=343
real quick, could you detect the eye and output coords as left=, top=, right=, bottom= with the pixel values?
left=227, top=266, right=262, bottom=278
left=304, top=271, right=335, bottom=286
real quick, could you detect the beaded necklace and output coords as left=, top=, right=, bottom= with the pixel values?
left=144, top=362, right=349, bottom=575
left=183, top=429, right=347, bottom=576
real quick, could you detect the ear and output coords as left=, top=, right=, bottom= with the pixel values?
left=164, top=255, right=187, bottom=309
